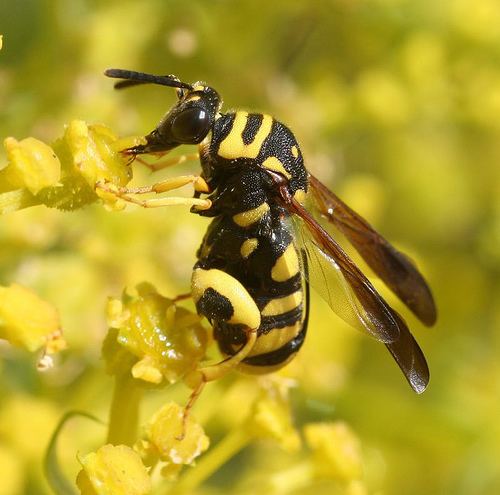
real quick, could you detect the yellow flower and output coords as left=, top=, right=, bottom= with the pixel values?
left=250, top=377, right=301, bottom=453
left=304, top=422, right=363, bottom=482
left=45, top=120, right=135, bottom=211
left=2, top=137, right=61, bottom=194
left=76, top=444, right=151, bottom=495
left=0, top=121, right=140, bottom=214
left=0, top=283, right=66, bottom=355
left=137, top=402, right=209, bottom=479
left=107, top=283, right=207, bottom=385
left=60, top=121, right=131, bottom=189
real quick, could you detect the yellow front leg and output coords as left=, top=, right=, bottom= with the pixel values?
left=126, top=175, right=209, bottom=195
left=95, top=177, right=211, bottom=210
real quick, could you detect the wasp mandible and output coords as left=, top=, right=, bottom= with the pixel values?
left=103, top=69, right=437, bottom=397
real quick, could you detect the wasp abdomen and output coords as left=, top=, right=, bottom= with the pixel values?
left=193, top=202, right=308, bottom=373
left=189, top=109, right=311, bottom=372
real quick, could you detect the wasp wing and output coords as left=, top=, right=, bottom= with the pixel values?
left=385, top=311, right=429, bottom=393
left=308, top=174, right=437, bottom=326
left=293, top=217, right=391, bottom=339
left=289, top=199, right=401, bottom=344
left=288, top=198, right=429, bottom=393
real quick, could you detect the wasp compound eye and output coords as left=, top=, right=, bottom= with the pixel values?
left=171, top=107, right=210, bottom=143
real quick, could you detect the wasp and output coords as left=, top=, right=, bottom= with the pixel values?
left=104, top=69, right=437, bottom=397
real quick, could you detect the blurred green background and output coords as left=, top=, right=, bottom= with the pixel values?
left=1, top=0, right=500, bottom=493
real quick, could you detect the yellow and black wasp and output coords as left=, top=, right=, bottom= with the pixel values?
left=104, top=68, right=437, bottom=397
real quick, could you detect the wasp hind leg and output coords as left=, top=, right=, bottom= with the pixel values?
left=178, top=325, right=257, bottom=439
left=178, top=267, right=261, bottom=438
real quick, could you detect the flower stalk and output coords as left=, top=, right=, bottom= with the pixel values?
left=107, top=372, right=143, bottom=446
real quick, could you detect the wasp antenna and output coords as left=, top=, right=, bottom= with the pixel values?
left=104, top=69, right=192, bottom=90
left=112, top=79, right=149, bottom=90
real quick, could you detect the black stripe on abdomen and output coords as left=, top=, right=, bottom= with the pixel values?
left=242, top=322, right=307, bottom=366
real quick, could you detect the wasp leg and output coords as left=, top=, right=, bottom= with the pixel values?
left=173, top=292, right=192, bottom=303
left=177, top=325, right=257, bottom=440
left=95, top=178, right=211, bottom=210
left=136, top=152, right=200, bottom=172
left=126, top=196, right=211, bottom=209
left=187, top=326, right=258, bottom=387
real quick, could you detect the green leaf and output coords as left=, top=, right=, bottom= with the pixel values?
left=44, top=411, right=105, bottom=495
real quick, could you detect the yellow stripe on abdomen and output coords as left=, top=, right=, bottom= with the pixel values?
left=248, top=320, right=302, bottom=357
left=240, top=238, right=259, bottom=258
left=261, top=291, right=303, bottom=316
left=191, top=268, right=261, bottom=329
left=271, top=243, right=300, bottom=282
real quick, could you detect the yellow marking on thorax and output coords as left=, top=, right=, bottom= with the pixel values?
left=233, top=202, right=270, bottom=227
left=261, top=291, right=303, bottom=317
left=187, top=95, right=201, bottom=102
left=240, top=238, right=259, bottom=258
left=218, top=111, right=273, bottom=160
left=271, top=243, right=300, bottom=282
left=291, top=145, right=299, bottom=158
left=262, top=156, right=292, bottom=179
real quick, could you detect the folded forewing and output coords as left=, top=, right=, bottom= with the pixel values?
left=308, top=174, right=437, bottom=326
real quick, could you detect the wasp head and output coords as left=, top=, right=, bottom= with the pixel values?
left=105, top=69, right=221, bottom=155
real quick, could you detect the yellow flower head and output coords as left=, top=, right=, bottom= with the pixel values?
left=3, top=137, right=61, bottom=194
left=0, top=283, right=66, bottom=355
left=250, top=377, right=301, bottom=453
left=106, top=283, right=207, bottom=385
left=137, top=402, right=209, bottom=480
left=304, top=421, right=363, bottom=482
left=76, top=444, right=151, bottom=495
left=0, top=121, right=141, bottom=213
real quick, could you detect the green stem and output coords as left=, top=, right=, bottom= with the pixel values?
left=107, top=373, right=143, bottom=446
left=170, top=426, right=254, bottom=494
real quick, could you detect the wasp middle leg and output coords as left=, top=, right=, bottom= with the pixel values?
left=134, top=152, right=200, bottom=172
